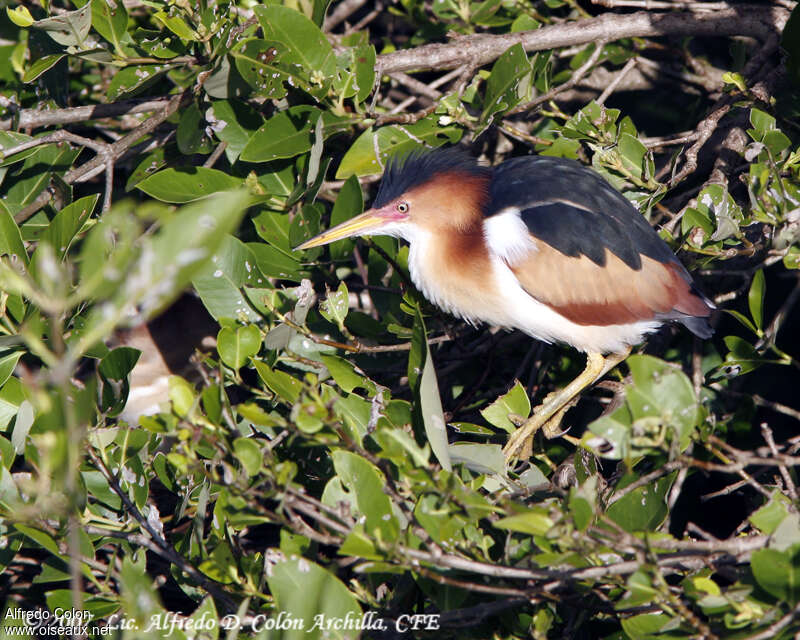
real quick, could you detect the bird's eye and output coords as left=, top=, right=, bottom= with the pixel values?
left=397, top=202, right=409, bottom=213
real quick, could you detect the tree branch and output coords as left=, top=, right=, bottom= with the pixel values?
left=0, top=97, right=172, bottom=132
left=376, top=7, right=787, bottom=74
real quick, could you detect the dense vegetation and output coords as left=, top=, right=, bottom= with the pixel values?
left=1, top=0, right=799, bottom=638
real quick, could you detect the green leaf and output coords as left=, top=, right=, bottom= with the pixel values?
left=626, top=355, right=697, bottom=450
left=32, top=3, right=92, bottom=47
left=75, top=192, right=251, bottom=360
left=494, top=507, right=554, bottom=536
left=751, top=546, right=800, bottom=604
left=39, top=194, right=98, bottom=260
left=620, top=613, right=672, bottom=639
left=193, top=236, right=263, bottom=321
left=241, top=110, right=317, bottom=163
left=336, top=118, right=462, bottom=178
left=254, top=5, right=336, bottom=80
left=478, top=43, right=530, bottom=136
left=0, top=208, right=29, bottom=266
left=153, top=10, right=197, bottom=40
left=319, top=282, right=349, bottom=331
left=353, top=44, right=376, bottom=103
left=721, top=335, right=763, bottom=376
left=91, top=0, right=128, bottom=53
left=320, top=355, right=372, bottom=393
left=330, top=450, right=398, bottom=540
left=11, top=400, right=33, bottom=455
left=0, top=378, right=26, bottom=430
left=233, top=438, right=262, bottom=476
left=449, top=442, right=504, bottom=475
left=266, top=555, right=362, bottom=640
left=14, top=524, right=61, bottom=555
left=217, top=324, right=261, bottom=369
left=617, top=132, right=648, bottom=180
left=248, top=242, right=305, bottom=281
left=176, top=102, right=206, bottom=155
left=750, top=491, right=792, bottom=535
left=763, top=129, right=791, bottom=156
left=7, top=6, right=34, bottom=27
left=241, top=108, right=350, bottom=162
left=419, top=333, right=450, bottom=472
left=137, top=167, right=242, bottom=203
left=169, top=376, right=196, bottom=417
left=749, top=108, right=776, bottom=136
left=569, top=476, right=597, bottom=532
left=722, top=71, right=747, bottom=92
left=231, top=39, right=291, bottom=99
left=98, top=346, right=140, bottom=380
left=607, top=473, right=675, bottom=532
left=209, top=100, right=263, bottom=162
left=106, top=65, right=168, bottom=101
left=253, top=360, right=302, bottom=403
left=133, top=26, right=186, bottom=59
left=22, top=54, right=66, bottom=83
left=0, top=352, right=22, bottom=389
left=481, top=381, right=530, bottom=433
left=748, top=269, right=765, bottom=332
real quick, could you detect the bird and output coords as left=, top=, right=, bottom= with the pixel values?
left=296, top=147, right=714, bottom=460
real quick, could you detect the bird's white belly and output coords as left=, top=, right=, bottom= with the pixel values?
left=407, top=231, right=660, bottom=354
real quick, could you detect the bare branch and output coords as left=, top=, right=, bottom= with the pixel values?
left=0, top=97, right=172, bottom=132
left=13, top=90, right=190, bottom=223
left=597, top=57, right=638, bottom=105
left=376, top=7, right=787, bottom=74
left=3, top=131, right=114, bottom=213
left=509, top=40, right=607, bottom=115
left=324, top=0, right=369, bottom=31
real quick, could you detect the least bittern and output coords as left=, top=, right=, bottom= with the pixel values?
left=297, top=148, right=713, bottom=460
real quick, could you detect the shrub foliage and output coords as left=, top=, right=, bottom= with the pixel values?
left=1, top=0, right=800, bottom=638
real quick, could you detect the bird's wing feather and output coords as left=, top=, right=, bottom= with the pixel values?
left=485, top=202, right=710, bottom=327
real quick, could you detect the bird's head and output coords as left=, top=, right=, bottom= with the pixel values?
left=296, top=147, right=491, bottom=250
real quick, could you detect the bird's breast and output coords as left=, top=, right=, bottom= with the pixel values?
left=407, top=229, right=517, bottom=327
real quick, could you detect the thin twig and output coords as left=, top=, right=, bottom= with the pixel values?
left=597, top=57, right=638, bottom=105
left=509, top=41, right=607, bottom=115
left=86, top=447, right=236, bottom=611
left=323, top=0, right=369, bottom=31
left=760, top=423, right=799, bottom=501
left=203, top=141, right=228, bottom=168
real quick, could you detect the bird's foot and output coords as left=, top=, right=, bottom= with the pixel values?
left=503, top=398, right=579, bottom=461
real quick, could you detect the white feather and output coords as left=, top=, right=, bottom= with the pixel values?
left=483, top=208, right=537, bottom=265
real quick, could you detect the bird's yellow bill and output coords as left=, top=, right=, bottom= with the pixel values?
left=295, top=209, right=385, bottom=250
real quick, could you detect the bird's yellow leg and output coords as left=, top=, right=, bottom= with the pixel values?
left=503, top=348, right=631, bottom=461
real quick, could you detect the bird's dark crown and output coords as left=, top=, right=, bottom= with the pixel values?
left=373, top=147, right=490, bottom=208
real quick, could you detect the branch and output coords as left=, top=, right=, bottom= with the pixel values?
left=13, top=90, right=189, bottom=223
left=3, top=131, right=114, bottom=213
left=0, top=97, right=172, bottom=131
left=376, top=7, right=787, bottom=74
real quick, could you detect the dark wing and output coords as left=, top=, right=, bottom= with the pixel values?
left=488, top=156, right=713, bottom=336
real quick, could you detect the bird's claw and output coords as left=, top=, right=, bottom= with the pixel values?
left=503, top=398, right=578, bottom=461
